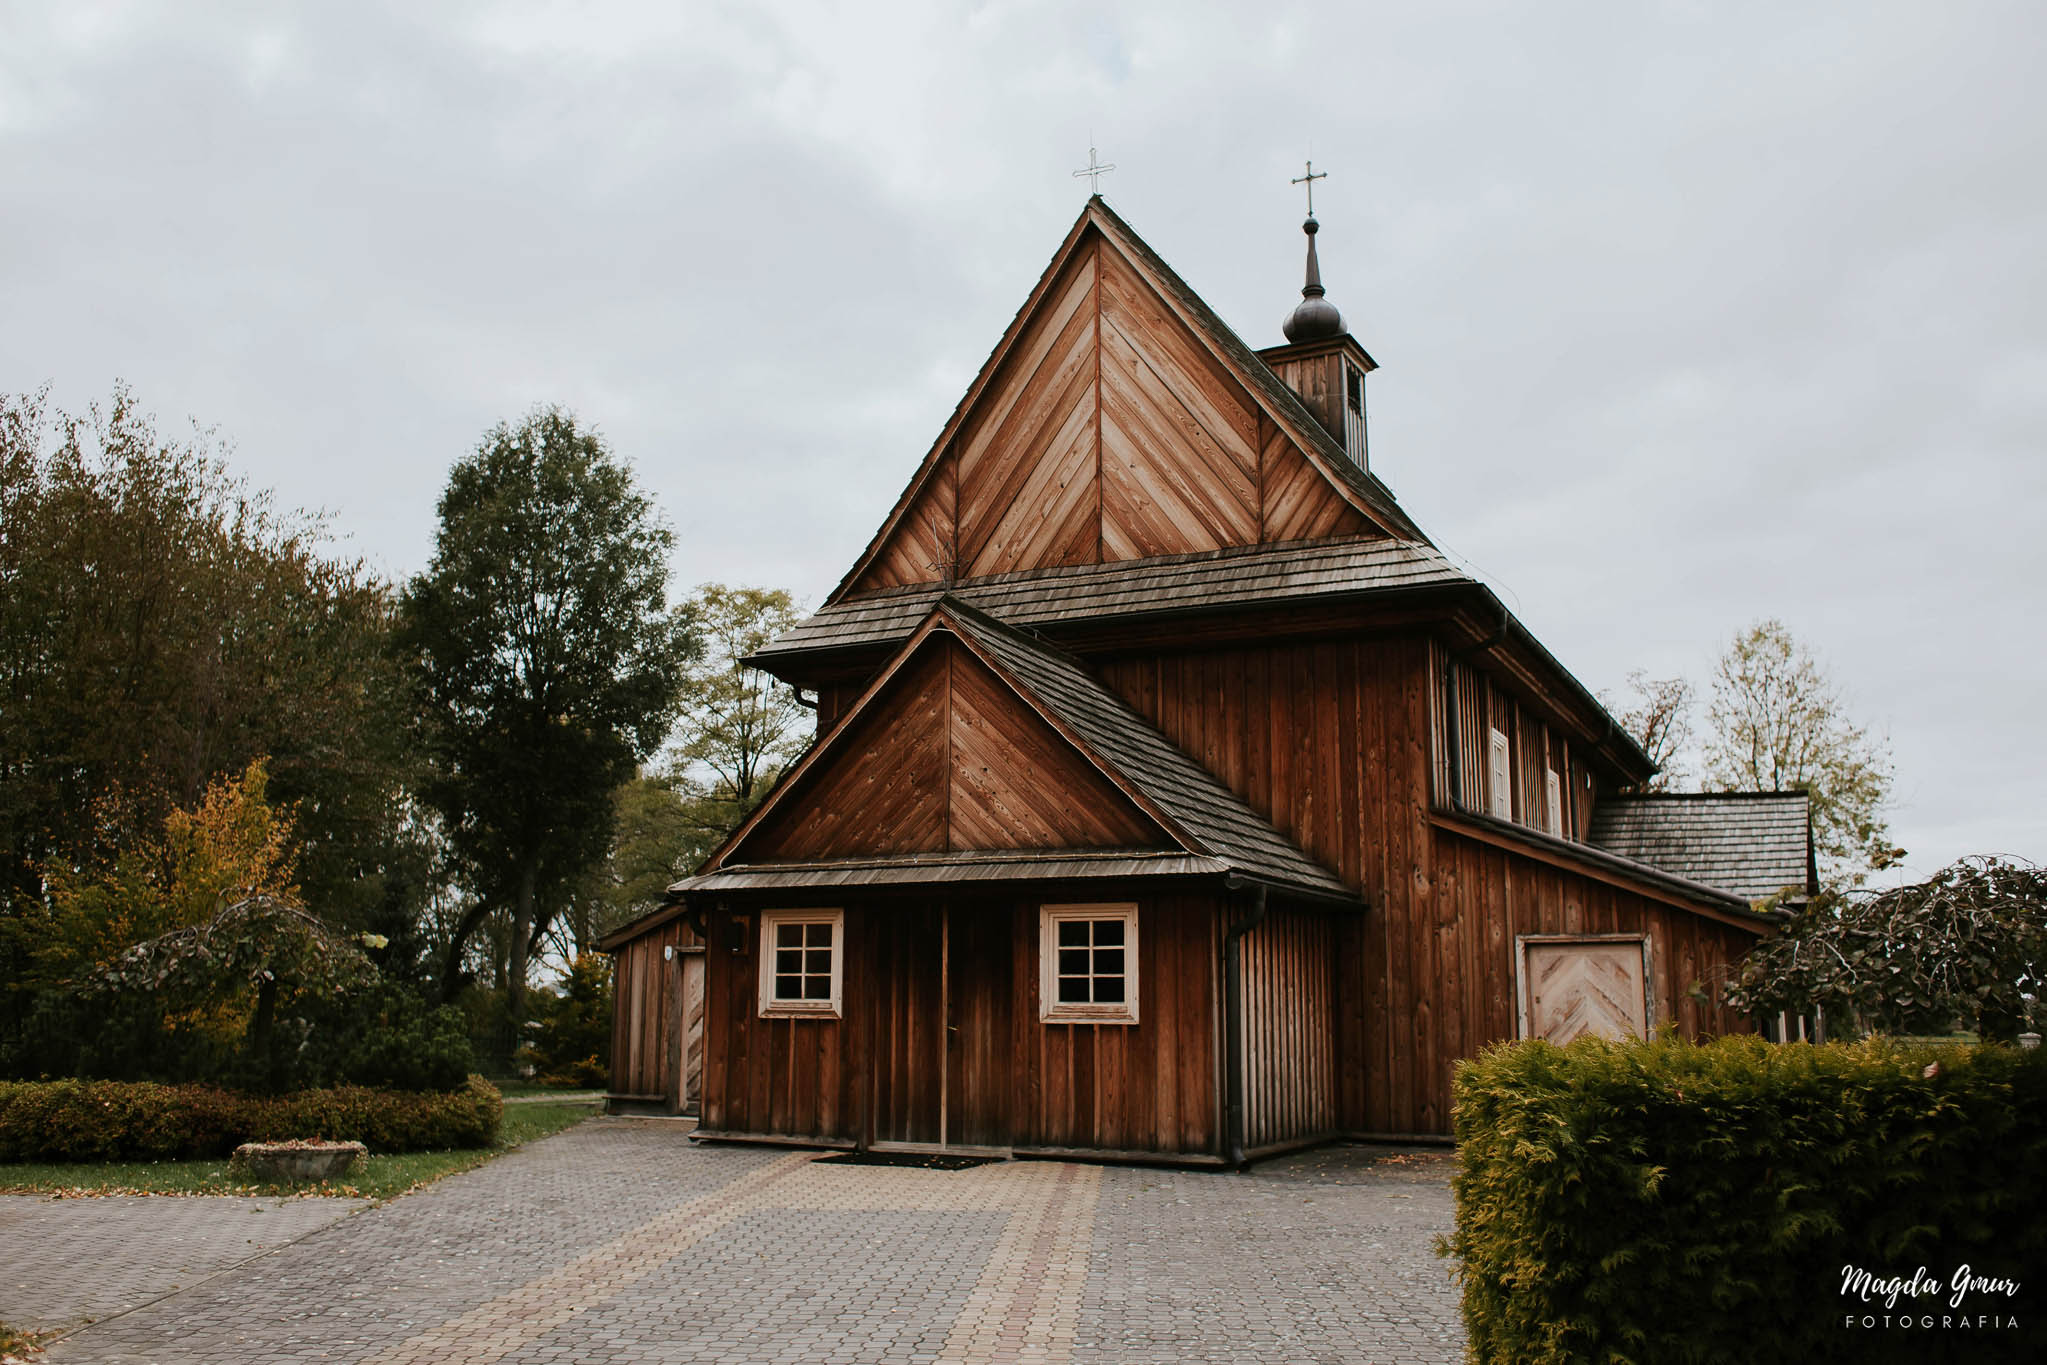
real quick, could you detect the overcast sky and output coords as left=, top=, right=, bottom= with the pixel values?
left=5, top=1, right=2042, bottom=880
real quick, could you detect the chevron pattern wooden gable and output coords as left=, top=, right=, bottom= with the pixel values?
left=846, top=212, right=1376, bottom=596
left=733, top=636, right=1167, bottom=862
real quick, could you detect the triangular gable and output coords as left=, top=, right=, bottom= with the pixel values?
left=709, top=599, right=1356, bottom=904
left=836, top=199, right=1415, bottom=601
left=720, top=623, right=1172, bottom=866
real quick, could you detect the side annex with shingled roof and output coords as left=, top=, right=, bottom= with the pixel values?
left=601, top=196, right=1798, bottom=1159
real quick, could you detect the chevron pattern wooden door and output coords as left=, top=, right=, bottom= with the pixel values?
left=1523, top=941, right=1649, bottom=1043
left=681, top=954, right=706, bottom=1115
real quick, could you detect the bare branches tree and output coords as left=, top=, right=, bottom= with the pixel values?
left=1608, top=670, right=1695, bottom=791
left=1705, top=619, right=1900, bottom=887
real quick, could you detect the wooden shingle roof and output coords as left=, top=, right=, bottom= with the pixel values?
left=686, top=598, right=1354, bottom=905
left=1587, top=793, right=1815, bottom=904
left=755, top=536, right=1470, bottom=663
left=939, top=600, right=1352, bottom=901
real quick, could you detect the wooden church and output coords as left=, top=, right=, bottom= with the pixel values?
left=600, top=194, right=1813, bottom=1163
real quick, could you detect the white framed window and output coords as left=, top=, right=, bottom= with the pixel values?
left=1488, top=728, right=1513, bottom=820
left=757, top=908, right=843, bottom=1018
left=1544, top=767, right=1563, bottom=837
left=1039, top=903, right=1139, bottom=1025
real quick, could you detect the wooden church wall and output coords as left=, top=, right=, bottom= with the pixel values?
left=1239, top=906, right=1341, bottom=1152
left=695, top=894, right=1225, bottom=1157
left=848, top=233, right=1383, bottom=596
left=1430, top=643, right=1592, bottom=840
left=1093, top=632, right=1756, bottom=1138
left=1094, top=635, right=1431, bottom=1132
left=1008, top=892, right=1223, bottom=1156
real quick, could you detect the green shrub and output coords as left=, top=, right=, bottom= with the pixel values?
left=520, top=954, right=613, bottom=1087
left=1445, top=1035, right=2046, bottom=1365
left=0, top=1075, right=500, bottom=1161
left=4, top=972, right=474, bottom=1095
left=294, top=979, right=477, bottom=1091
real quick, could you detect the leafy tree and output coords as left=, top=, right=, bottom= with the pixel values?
left=400, top=407, right=695, bottom=1028
left=0, top=384, right=420, bottom=936
left=1726, top=857, right=2047, bottom=1041
left=667, top=583, right=809, bottom=852
left=560, top=772, right=704, bottom=952
left=90, top=894, right=378, bottom=1086
left=547, top=587, right=810, bottom=955
left=1705, top=619, right=1900, bottom=886
left=1607, top=670, right=1694, bottom=792
left=671, top=584, right=808, bottom=806
left=22, top=757, right=300, bottom=991
left=520, top=954, right=614, bottom=1087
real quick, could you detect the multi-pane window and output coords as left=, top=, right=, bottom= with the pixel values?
left=757, top=909, right=842, bottom=1016
left=1039, top=904, right=1139, bottom=1024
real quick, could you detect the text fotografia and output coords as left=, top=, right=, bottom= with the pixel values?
left=1840, top=1264, right=2020, bottom=1332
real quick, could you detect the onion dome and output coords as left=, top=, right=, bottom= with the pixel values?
left=1281, top=217, right=1345, bottom=343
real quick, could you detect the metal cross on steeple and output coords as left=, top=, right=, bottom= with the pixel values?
left=1291, top=160, right=1328, bottom=218
left=1073, top=144, right=1116, bottom=194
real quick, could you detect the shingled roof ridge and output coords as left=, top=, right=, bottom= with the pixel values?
left=1599, top=790, right=1811, bottom=802
left=929, top=597, right=1353, bottom=900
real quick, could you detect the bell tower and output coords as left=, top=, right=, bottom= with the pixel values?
left=1256, top=168, right=1377, bottom=471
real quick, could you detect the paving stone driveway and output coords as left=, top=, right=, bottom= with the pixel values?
left=19, top=1119, right=1464, bottom=1364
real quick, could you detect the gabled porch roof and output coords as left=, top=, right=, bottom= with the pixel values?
left=681, top=596, right=1356, bottom=907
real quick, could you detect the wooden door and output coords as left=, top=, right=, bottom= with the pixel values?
left=680, top=953, right=706, bottom=1115
left=869, top=905, right=945, bottom=1145
left=944, top=904, right=1014, bottom=1148
left=1520, top=937, right=1650, bottom=1044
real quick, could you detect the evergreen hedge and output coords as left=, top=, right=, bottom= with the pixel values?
left=1445, top=1036, right=2046, bottom=1364
left=0, top=1075, right=501, bottom=1161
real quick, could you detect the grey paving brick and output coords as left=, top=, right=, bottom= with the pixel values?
left=23, top=1120, right=1466, bottom=1364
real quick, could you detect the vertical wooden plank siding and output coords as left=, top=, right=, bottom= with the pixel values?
left=1239, top=908, right=1340, bottom=1149
left=604, top=917, right=703, bottom=1110
left=689, top=893, right=1224, bottom=1156
left=1428, top=641, right=1609, bottom=844
left=1094, top=636, right=1759, bottom=1138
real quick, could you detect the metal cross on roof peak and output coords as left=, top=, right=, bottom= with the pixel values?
left=1073, top=145, right=1116, bottom=195
left=1291, top=159, right=1328, bottom=218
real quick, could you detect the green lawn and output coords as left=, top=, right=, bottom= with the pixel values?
left=0, top=1099, right=598, bottom=1203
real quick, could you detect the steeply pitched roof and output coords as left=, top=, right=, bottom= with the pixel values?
left=694, top=598, right=1354, bottom=904
left=827, top=198, right=1428, bottom=604
left=1088, top=198, right=1423, bottom=542
left=1587, top=793, right=1814, bottom=903
left=755, top=536, right=1470, bottom=663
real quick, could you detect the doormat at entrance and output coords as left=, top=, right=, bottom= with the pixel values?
left=817, top=1151, right=998, bottom=1171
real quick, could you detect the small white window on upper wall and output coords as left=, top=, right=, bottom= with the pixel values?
left=758, top=908, right=843, bottom=1018
left=1544, top=768, right=1564, bottom=837
left=1488, top=728, right=1513, bottom=820
left=1040, top=903, right=1139, bottom=1024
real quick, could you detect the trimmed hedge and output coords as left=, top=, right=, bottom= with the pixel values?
left=1446, top=1036, right=2047, bottom=1365
left=0, top=1075, right=502, bottom=1162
